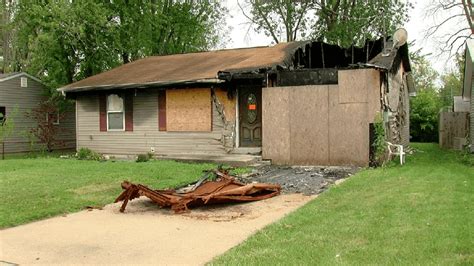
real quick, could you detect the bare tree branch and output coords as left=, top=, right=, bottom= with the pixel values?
left=424, top=14, right=465, bottom=37
left=252, top=2, right=280, bottom=43
left=461, top=0, right=474, bottom=33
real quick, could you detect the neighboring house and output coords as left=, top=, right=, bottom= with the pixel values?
left=462, top=40, right=474, bottom=152
left=59, top=38, right=412, bottom=166
left=439, top=40, right=472, bottom=152
left=0, top=72, right=76, bottom=154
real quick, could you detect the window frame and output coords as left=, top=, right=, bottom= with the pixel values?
left=106, top=94, right=125, bottom=131
left=45, top=111, right=60, bottom=125
left=20, top=77, right=28, bottom=88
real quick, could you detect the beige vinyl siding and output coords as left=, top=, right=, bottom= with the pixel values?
left=0, top=75, right=75, bottom=154
left=76, top=90, right=227, bottom=156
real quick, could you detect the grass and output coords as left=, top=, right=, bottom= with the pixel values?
left=212, top=143, right=474, bottom=265
left=0, top=155, right=215, bottom=228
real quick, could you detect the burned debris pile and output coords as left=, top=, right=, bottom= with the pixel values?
left=114, top=168, right=281, bottom=213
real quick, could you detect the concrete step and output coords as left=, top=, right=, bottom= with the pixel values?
left=155, top=153, right=262, bottom=167
left=231, top=147, right=262, bottom=155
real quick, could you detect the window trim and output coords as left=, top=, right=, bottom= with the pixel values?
left=45, top=111, right=60, bottom=125
left=106, top=94, right=125, bottom=131
left=20, top=77, right=28, bottom=87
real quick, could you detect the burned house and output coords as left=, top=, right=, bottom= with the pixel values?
left=59, top=38, right=412, bottom=167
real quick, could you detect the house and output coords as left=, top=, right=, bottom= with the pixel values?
left=0, top=72, right=76, bottom=155
left=461, top=40, right=474, bottom=152
left=439, top=40, right=472, bottom=151
left=59, top=38, right=412, bottom=166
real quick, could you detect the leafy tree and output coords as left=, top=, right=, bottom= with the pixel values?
left=410, top=89, right=443, bottom=142
left=7, top=0, right=228, bottom=89
left=439, top=54, right=464, bottom=107
left=1, top=0, right=15, bottom=73
left=105, top=1, right=228, bottom=64
left=240, top=0, right=411, bottom=46
left=409, top=48, right=443, bottom=142
left=239, top=0, right=315, bottom=42
left=409, top=47, right=439, bottom=91
left=313, top=0, right=411, bottom=47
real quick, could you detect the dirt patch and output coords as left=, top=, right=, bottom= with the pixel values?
left=0, top=194, right=313, bottom=265
left=238, top=165, right=359, bottom=195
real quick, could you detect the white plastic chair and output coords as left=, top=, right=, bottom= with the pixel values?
left=387, top=142, right=406, bottom=165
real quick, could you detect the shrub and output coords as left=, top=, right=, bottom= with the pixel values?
left=76, top=148, right=104, bottom=161
left=460, top=146, right=474, bottom=167
left=410, top=89, right=443, bottom=142
left=147, top=152, right=154, bottom=160
left=136, top=154, right=150, bottom=163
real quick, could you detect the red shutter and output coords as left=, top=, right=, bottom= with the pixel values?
left=158, top=90, right=166, bottom=131
left=99, top=94, right=107, bottom=132
left=125, top=94, right=133, bottom=131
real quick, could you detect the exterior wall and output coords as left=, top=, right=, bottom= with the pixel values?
left=0, top=75, right=75, bottom=154
left=76, top=88, right=231, bottom=156
left=386, top=63, right=410, bottom=147
left=262, top=69, right=381, bottom=166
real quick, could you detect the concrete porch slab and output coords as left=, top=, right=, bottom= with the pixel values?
left=231, top=147, right=262, bottom=155
left=155, top=153, right=262, bottom=166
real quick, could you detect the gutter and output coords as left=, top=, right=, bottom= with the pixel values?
left=58, top=78, right=224, bottom=95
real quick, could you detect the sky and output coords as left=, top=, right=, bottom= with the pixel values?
left=224, top=0, right=467, bottom=74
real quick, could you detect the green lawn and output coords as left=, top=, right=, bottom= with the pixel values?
left=212, top=143, right=474, bottom=265
left=0, top=156, right=215, bottom=228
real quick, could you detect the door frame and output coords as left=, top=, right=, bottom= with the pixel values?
left=235, top=87, right=240, bottom=148
left=237, top=85, right=262, bottom=147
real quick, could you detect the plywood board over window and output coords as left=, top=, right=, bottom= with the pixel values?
left=166, top=88, right=211, bottom=131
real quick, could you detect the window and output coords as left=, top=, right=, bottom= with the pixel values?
left=107, top=94, right=124, bottom=130
left=46, top=111, right=60, bottom=125
left=0, top=106, right=5, bottom=125
left=20, top=77, right=28, bottom=87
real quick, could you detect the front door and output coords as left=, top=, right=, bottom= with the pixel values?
left=239, top=86, right=262, bottom=147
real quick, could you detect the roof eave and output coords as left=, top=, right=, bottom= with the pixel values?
left=0, top=72, right=45, bottom=85
left=58, top=78, right=224, bottom=94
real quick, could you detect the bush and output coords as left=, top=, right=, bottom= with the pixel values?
left=76, top=148, right=104, bottom=161
left=373, top=113, right=387, bottom=166
left=410, top=89, right=443, bottom=142
left=136, top=154, right=150, bottom=163
left=460, top=147, right=474, bottom=167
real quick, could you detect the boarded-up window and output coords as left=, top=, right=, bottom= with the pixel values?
left=166, top=88, right=211, bottom=131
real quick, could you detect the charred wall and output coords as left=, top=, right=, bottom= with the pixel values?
left=293, top=39, right=384, bottom=69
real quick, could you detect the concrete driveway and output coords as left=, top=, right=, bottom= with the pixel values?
left=0, top=194, right=313, bottom=265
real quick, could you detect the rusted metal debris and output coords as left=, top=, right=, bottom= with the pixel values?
left=114, top=168, right=281, bottom=213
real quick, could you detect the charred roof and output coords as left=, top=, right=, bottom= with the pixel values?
left=59, top=38, right=410, bottom=94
